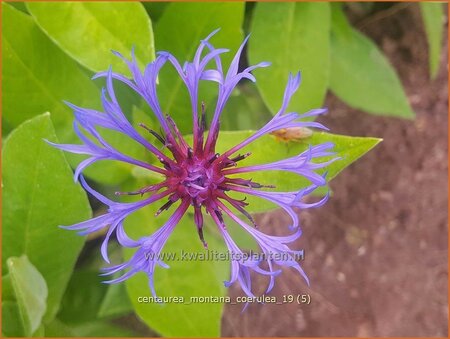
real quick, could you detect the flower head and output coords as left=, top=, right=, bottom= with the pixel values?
left=50, top=31, right=338, bottom=298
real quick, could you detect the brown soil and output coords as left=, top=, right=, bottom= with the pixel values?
left=222, top=4, right=448, bottom=337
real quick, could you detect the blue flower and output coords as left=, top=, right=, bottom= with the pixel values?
left=50, top=30, right=337, bottom=297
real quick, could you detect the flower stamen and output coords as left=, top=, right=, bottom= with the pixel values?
left=155, top=199, right=176, bottom=216
left=138, top=123, right=166, bottom=146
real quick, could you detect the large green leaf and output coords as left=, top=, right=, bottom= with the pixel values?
left=2, top=3, right=100, bottom=140
left=97, top=280, right=133, bottom=319
left=2, top=114, right=92, bottom=322
left=154, top=2, right=245, bottom=133
left=329, top=5, right=414, bottom=118
left=249, top=2, right=330, bottom=115
left=2, top=274, right=22, bottom=336
left=2, top=4, right=136, bottom=185
left=220, top=83, right=273, bottom=131
left=57, top=270, right=108, bottom=325
left=133, top=128, right=380, bottom=215
left=8, top=1, right=27, bottom=13
left=66, top=321, right=138, bottom=337
left=44, top=318, right=138, bottom=337
left=2, top=301, right=23, bottom=337
left=143, top=2, right=169, bottom=23
left=5, top=256, right=48, bottom=337
left=121, top=178, right=228, bottom=337
left=213, top=130, right=381, bottom=213
left=420, top=2, right=444, bottom=79
left=27, top=2, right=155, bottom=74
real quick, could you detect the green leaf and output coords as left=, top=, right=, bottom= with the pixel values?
left=97, top=281, right=133, bottom=319
left=122, top=178, right=229, bottom=337
left=2, top=114, right=92, bottom=322
left=2, top=274, right=15, bottom=301
left=329, top=5, right=414, bottom=118
left=68, top=321, right=138, bottom=337
left=2, top=3, right=100, bottom=140
left=8, top=1, right=28, bottom=13
left=420, top=2, right=444, bottom=79
left=27, top=2, right=155, bottom=74
left=249, top=2, right=330, bottom=115
left=42, top=318, right=75, bottom=337
left=57, top=270, right=108, bottom=325
left=6, top=256, right=48, bottom=337
left=32, top=324, right=45, bottom=337
left=44, top=318, right=138, bottom=337
left=142, top=2, right=169, bottom=22
left=212, top=130, right=381, bottom=213
left=2, top=4, right=135, bottom=185
left=154, top=2, right=245, bottom=133
left=2, top=301, right=24, bottom=337
left=220, top=83, right=273, bottom=131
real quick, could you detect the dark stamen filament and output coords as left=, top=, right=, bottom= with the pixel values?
left=187, top=147, right=194, bottom=159
left=230, top=152, right=251, bottom=163
left=214, top=209, right=225, bottom=228
left=155, top=200, right=175, bottom=216
left=208, top=153, right=220, bottom=164
left=139, top=123, right=166, bottom=145
left=225, top=178, right=276, bottom=189
left=195, top=102, right=207, bottom=154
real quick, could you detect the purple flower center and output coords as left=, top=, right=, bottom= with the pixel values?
left=181, top=160, right=218, bottom=196
left=133, top=110, right=262, bottom=246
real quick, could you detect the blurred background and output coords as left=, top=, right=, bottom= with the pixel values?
left=223, top=3, right=449, bottom=336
